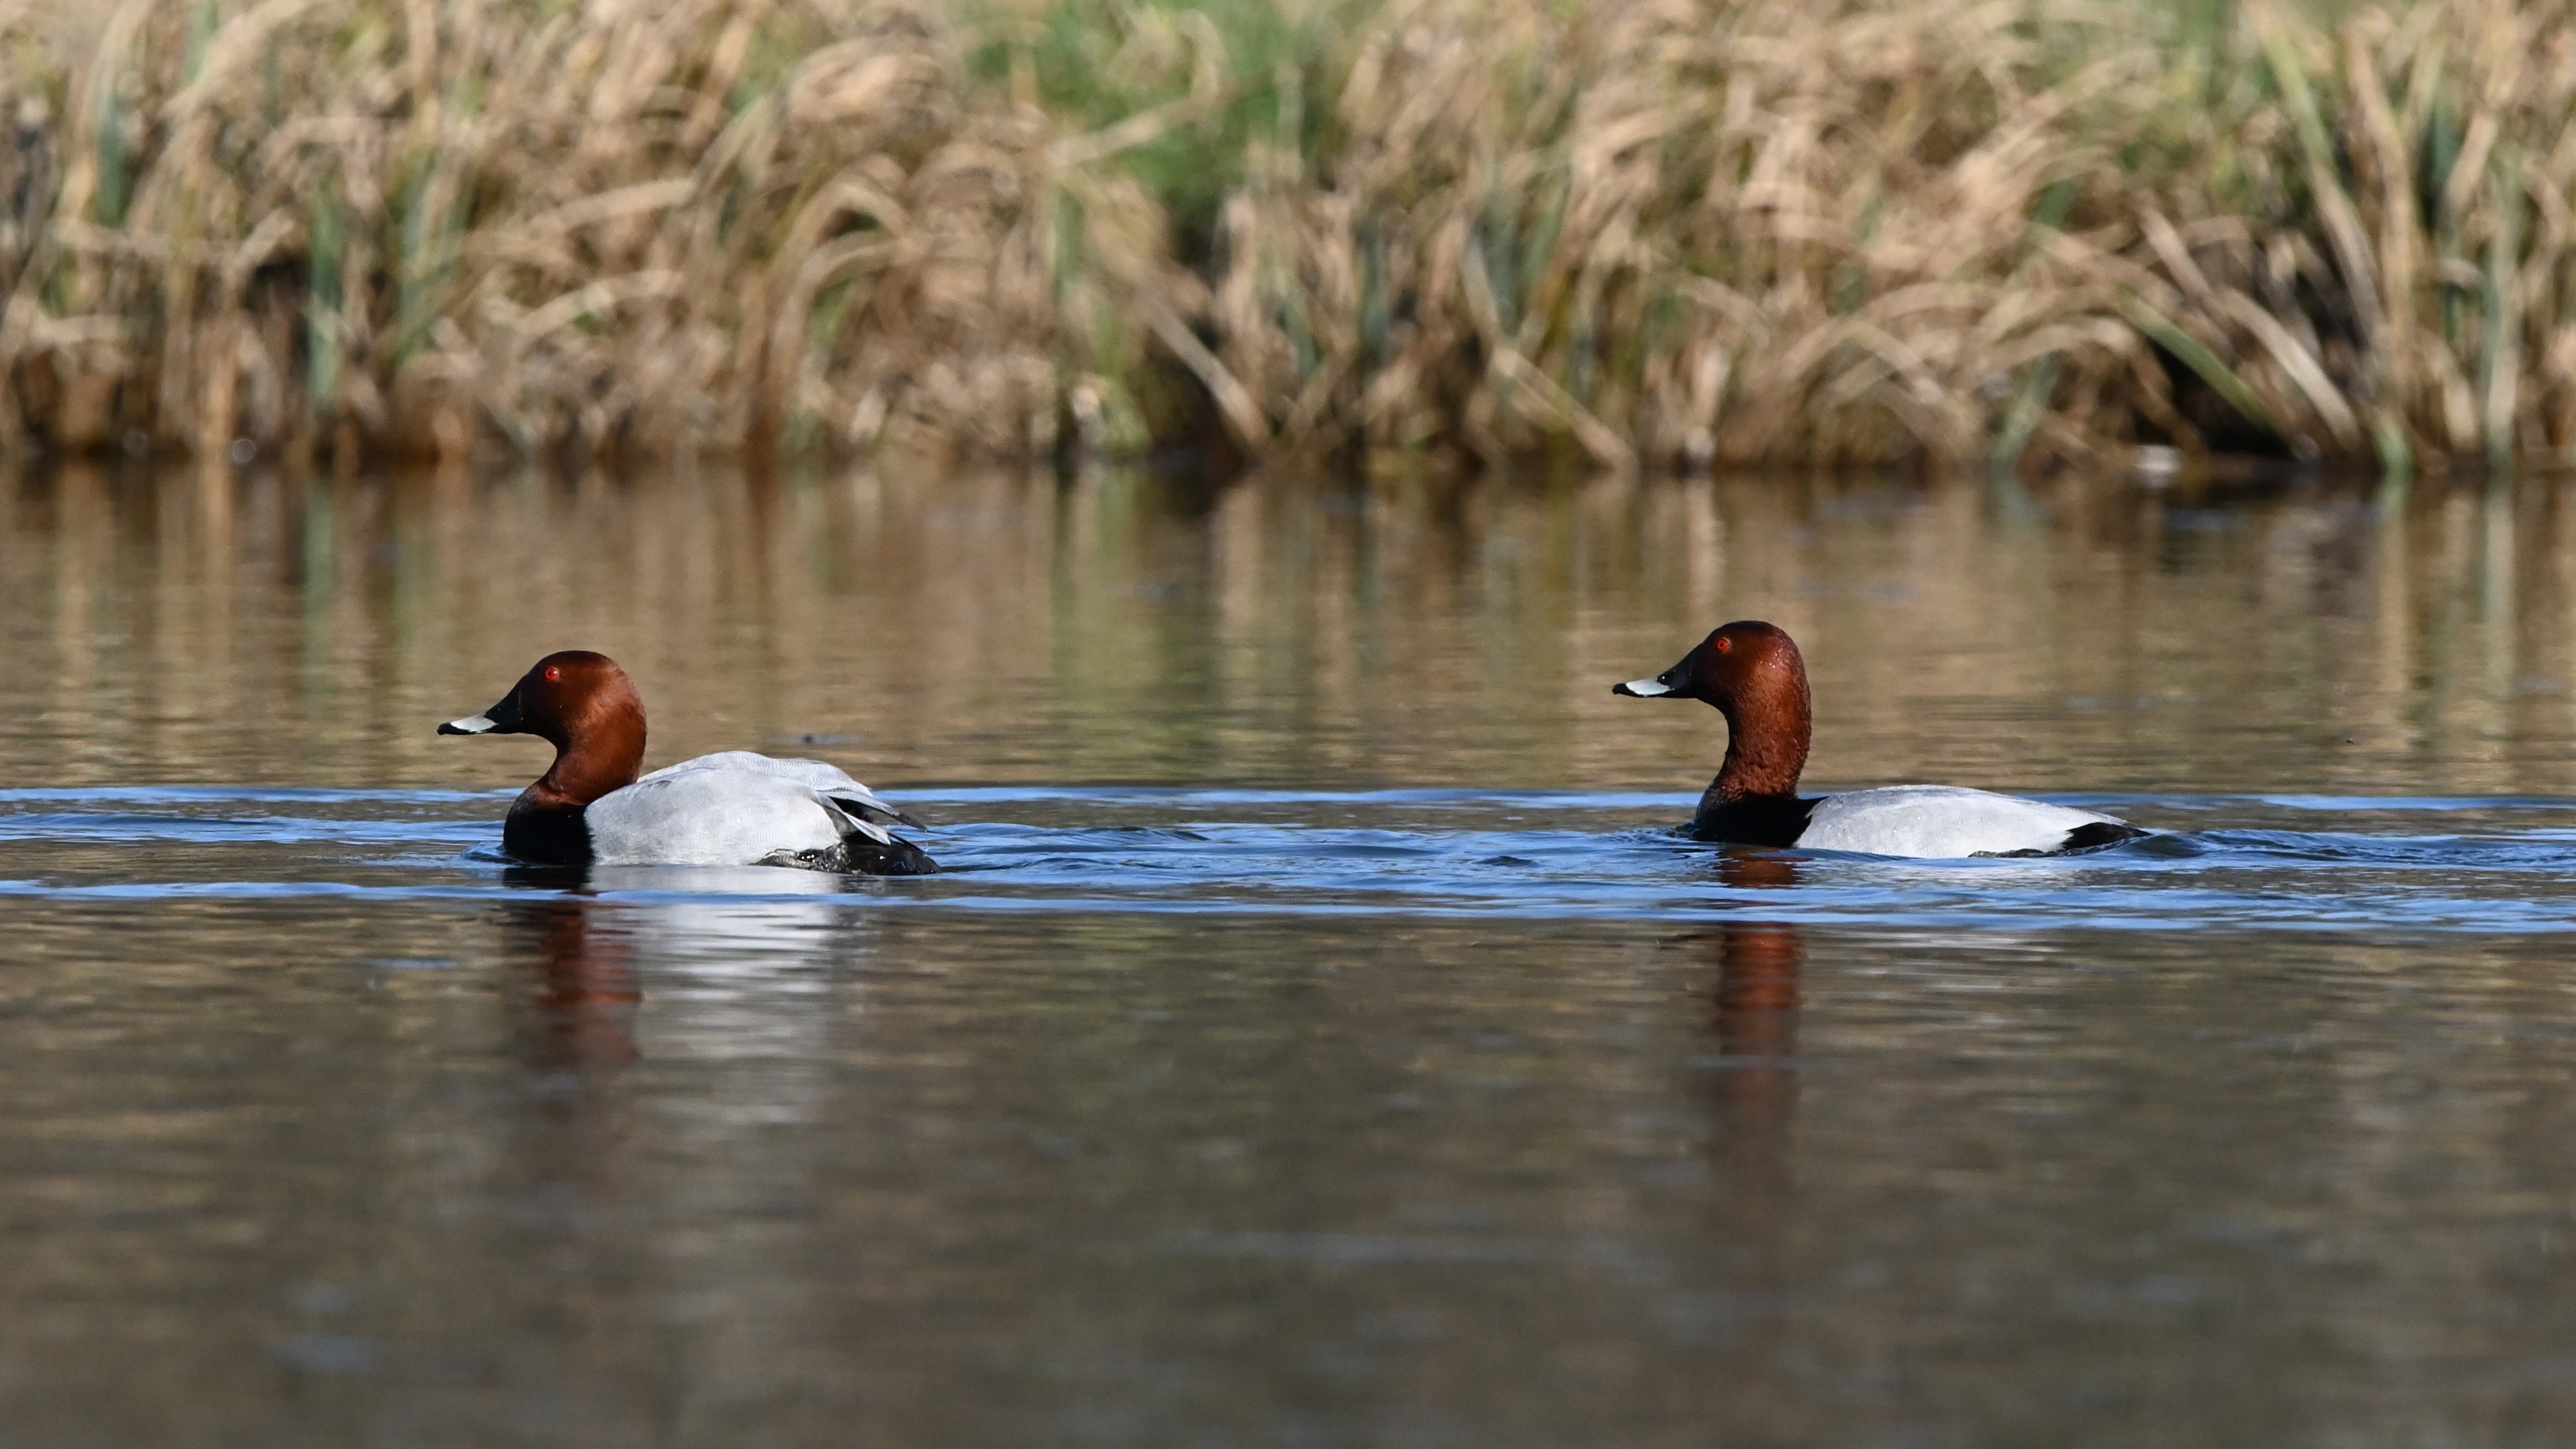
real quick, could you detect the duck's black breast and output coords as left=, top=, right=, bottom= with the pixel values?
left=502, top=799, right=594, bottom=865
left=1689, top=793, right=1820, bottom=848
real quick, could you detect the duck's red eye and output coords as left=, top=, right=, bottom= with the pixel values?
left=1714, top=637, right=1732, bottom=653
left=542, top=665, right=561, bottom=682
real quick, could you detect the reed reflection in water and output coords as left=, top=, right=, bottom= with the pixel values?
left=4, top=460, right=2576, bottom=801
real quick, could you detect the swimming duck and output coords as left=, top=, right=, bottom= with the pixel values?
left=1613, top=621, right=2140, bottom=858
left=439, top=651, right=936, bottom=874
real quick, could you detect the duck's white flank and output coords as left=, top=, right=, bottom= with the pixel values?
left=585, top=751, right=906, bottom=867
left=1797, top=785, right=2123, bottom=859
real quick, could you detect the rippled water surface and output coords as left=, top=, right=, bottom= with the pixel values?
left=9, top=461, right=2576, bottom=1445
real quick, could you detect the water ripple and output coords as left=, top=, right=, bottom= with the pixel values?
left=2, top=787, right=2575, bottom=932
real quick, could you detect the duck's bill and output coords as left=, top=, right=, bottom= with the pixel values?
left=1612, top=677, right=1673, bottom=698
left=439, top=689, right=524, bottom=737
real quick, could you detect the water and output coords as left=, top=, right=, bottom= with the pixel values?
left=6, top=460, right=2576, bottom=1445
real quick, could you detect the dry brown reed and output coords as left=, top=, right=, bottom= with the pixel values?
left=1211, top=0, right=2576, bottom=472
left=0, top=0, right=1194, bottom=461
left=0, top=0, right=2571, bottom=471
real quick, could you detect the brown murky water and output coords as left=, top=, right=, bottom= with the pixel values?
left=5, top=459, right=2576, bottom=1446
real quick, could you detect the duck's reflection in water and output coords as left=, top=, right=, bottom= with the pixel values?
left=502, top=889, right=642, bottom=1074
left=1690, top=850, right=1807, bottom=1202
left=501, top=865, right=880, bottom=1071
left=493, top=872, right=876, bottom=1222
left=477, top=871, right=878, bottom=1429
left=493, top=893, right=643, bottom=1219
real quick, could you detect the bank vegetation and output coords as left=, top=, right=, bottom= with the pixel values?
left=0, top=0, right=2571, bottom=474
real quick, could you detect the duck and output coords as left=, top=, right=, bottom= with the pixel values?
left=1612, top=621, right=2141, bottom=858
left=439, top=651, right=936, bottom=874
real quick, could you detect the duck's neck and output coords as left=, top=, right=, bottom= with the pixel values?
left=532, top=725, right=646, bottom=809
left=1710, top=680, right=1811, bottom=803
left=503, top=705, right=646, bottom=865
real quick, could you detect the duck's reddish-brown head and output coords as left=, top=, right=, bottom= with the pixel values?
left=1613, top=621, right=1811, bottom=799
left=440, top=651, right=647, bottom=806
left=1613, top=622, right=1803, bottom=709
left=441, top=651, right=638, bottom=747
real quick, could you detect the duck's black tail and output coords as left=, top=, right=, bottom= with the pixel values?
left=758, top=831, right=939, bottom=875
left=2060, top=820, right=2148, bottom=853
left=812, top=792, right=940, bottom=874
left=842, top=832, right=939, bottom=875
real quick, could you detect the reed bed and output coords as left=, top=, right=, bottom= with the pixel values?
left=0, top=0, right=2570, bottom=471
left=0, top=0, right=1171, bottom=460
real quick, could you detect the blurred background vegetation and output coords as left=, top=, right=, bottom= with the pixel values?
left=0, top=0, right=2569, bottom=476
